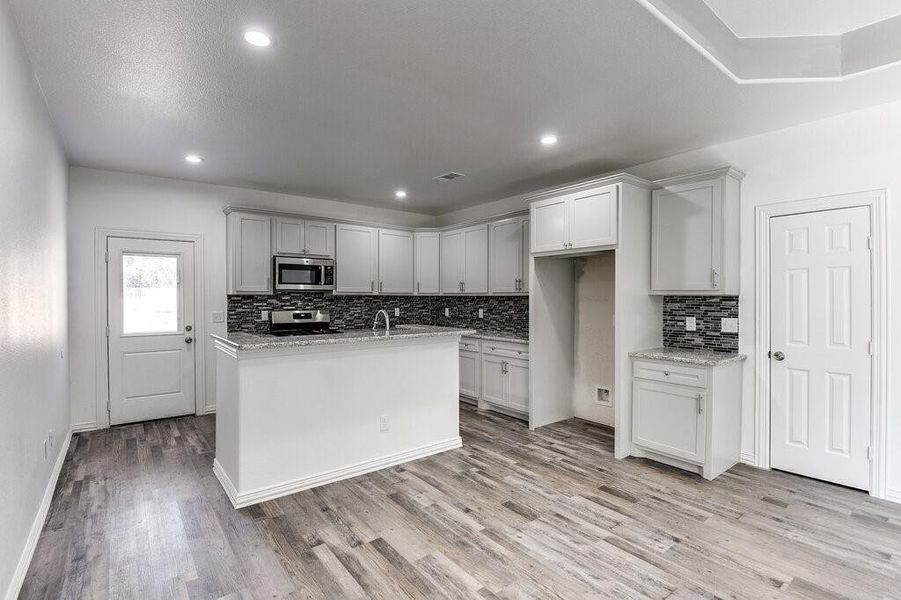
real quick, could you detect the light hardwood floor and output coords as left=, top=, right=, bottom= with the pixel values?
left=20, top=404, right=901, bottom=599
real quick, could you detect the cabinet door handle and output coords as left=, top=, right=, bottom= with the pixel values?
left=417, top=281, right=420, bottom=293
left=379, top=281, right=383, bottom=293
left=371, top=280, right=374, bottom=293
left=697, top=394, right=703, bottom=414
left=711, top=268, right=720, bottom=288
left=462, top=281, right=466, bottom=292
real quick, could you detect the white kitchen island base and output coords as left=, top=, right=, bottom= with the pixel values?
left=212, top=327, right=470, bottom=508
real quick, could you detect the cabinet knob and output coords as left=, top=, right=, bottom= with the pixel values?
left=663, top=371, right=670, bottom=376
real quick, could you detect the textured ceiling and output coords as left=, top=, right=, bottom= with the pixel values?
left=9, top=0, right=901, bottom=214
left=703, top=0, right=901, bottom=37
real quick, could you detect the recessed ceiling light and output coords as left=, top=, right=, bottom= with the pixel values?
left=244, top=30, right=271, bottom=47
left=395, top=189, right=407, bottom=199
left=185, top=154, right=203, bottom=164
left=540, top=134, right=558, bottom=146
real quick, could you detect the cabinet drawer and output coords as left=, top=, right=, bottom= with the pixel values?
left=633, top=360, right=707, bottom=388
left=481, top=340, right=529, bottom=360
left=459, top=338, right=481, bottom=352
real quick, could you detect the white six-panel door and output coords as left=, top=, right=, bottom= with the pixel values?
left=770, top=207, right=872, bottom=490
left=107, top=237, right=196, bottom=425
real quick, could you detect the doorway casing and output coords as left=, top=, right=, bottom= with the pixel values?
left=754, top=191, right=888, bottom=499
left=92, top=228, right=206, bottom=430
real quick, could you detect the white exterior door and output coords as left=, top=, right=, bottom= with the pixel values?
left=107, top=237, right=196, bottom=425
left=378, top=228, right=414, bottom=294
left=770, top=207, right=872, bottom=490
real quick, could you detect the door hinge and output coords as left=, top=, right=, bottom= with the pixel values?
left=867, top=446, right=871, bottom=461
left=107, top=400, right=111, bottom=413
left=105, top=324, right=110, bottom=337
left=867, top=236, right=873, bottom=251
left=868, top=340, right=874, bottom=356
left=105, top=250, right=109, bottom=263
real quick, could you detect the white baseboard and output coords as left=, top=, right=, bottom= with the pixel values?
left=740, top=451, right=757, bottom=466
left=5, top=428, right=72, bottom=600
left=885, top=488, right=901, bottom=505
left=204, top=405, right=216, bottom=415
left=214, top=436, right=463, bottom=509
left=71, top=421, right=98, bottom=433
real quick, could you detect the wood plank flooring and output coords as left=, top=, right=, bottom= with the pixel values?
left=20, top=404, right=901, bottom=599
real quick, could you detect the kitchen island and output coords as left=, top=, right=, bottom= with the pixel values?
left=211, top=325, right=474, bottom=508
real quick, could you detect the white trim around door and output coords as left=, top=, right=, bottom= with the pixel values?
left=754, top=190, right=889, bottom=500
left=93, top=228, right=206, bottom=430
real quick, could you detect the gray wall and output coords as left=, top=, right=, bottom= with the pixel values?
left=0, top=0, right=70, bottom=596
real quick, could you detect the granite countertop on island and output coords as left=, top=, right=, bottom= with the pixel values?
left=464, top=330, right=529, bottom=344
left=629, top=347, right=746, bottom=367
left=212, top=324, right=476, bottom=351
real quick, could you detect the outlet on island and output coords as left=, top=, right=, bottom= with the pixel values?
left=378, top=414, right=390, bottom=432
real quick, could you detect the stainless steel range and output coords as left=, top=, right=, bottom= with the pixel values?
left=269, top=310, right=343, bottom=336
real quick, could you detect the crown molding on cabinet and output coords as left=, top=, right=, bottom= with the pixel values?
left=523, top=172, right=655, bottom=204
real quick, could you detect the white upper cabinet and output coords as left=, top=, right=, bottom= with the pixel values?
left=489, top=216, right=528, bottom=294
left=529, top=183, right=618, bottom=255
left=414, top=231, right=440, bottom=295
left=227, top=211, right=272, bottom=295
left=274, top=217, right=335, bottom=257
left=462, top=225, right=488, bottom=294
left=274, top=217, right=305, bottom=254
left=335, top=224, right=378, bottom=294
left=378, top=229, right=414, bottom=294
left=440, top=229, right=464, bottom=294
left=650, top=168, right=742, bottom=295
left=304, top=220, right=335, bottom=257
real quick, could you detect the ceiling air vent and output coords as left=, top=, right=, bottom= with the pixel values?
left=433, top=172, right=466, bottom=182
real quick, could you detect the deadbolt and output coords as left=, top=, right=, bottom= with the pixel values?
left=185, top=337, right=194, bottom=344
left=772, top=351, right=785, bottom=361
left=185, top=325, right=193, bottom=332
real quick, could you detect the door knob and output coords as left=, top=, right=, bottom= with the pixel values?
left=185, top=325, right=193, bottom=332
left=771, top=351, right=784, bottom=361
left=185, top=337, right=194, bottom=344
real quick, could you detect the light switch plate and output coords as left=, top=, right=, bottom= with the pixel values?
left=685, top=316, right=697, bottom=331
left=444, top=308, right=450, bottom=317
left=212, top=311, right=225, bottom=323
left=721, top=317, right=739, bottom=333
left=260, top=310, right=270, bottom=322
left=478, top=309, right=484, bottom=319
left=394, top=307, right=400, bottom=317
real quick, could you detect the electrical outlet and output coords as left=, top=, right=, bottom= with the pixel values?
left=721, top=317, right=739, bottom=333
left=478, top=308, right=484, bottom=319
left=378, top=415, right=390, bottom=432
left=444, top=307, right=450, bottom=317
left=212, top=311, right=225, bottom=323
left=685, top=317, right=697, bottom=331
left=260, top=310, right=270, bottom=321
left=394, top=307, right=400, bottom=317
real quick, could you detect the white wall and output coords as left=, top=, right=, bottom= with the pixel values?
left=0, top=0, right=70, bottom=597
left=573, top=253, right=616, bottom=425
left=624, top=100, right=901, bottom=499
left=67, top=167, right=436, bottom=429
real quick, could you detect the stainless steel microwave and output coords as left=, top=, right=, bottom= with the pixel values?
left=273, top=256, right=335, bottom=291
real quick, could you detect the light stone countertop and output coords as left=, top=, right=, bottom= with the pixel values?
left=629, top=347, right=747, bottom=367
left=464, top=330, right=529, bottom=344
left=212, top=324, right=476, bottom=351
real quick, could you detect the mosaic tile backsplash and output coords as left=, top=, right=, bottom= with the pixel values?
left=228, top=293, right=530, bottom=338
left=662, top=295, right=739, bottom=353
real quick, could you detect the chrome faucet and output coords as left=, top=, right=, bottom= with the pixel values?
left=373, top=309, right=390, bottom=333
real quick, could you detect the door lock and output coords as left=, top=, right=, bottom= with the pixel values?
left=185, top=325, right=193, bottom=332
left=185, top=337, right=194, bottom=344
left=771, top=351, right=785, bottom=361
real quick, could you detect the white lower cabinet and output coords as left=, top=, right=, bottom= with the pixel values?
left=630, top=356, right=742, bottom=480
left=458, top=337, right=529, bottom=418
left=459, top=338, right=481, bottom=402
